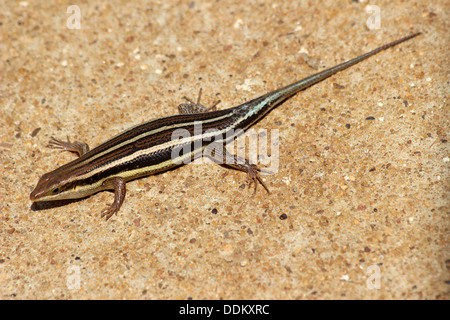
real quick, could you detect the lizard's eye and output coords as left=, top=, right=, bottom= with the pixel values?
left=52, top=187, right=60, bottom=194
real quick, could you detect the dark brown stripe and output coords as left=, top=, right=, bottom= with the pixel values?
left=60, top=109, right=240, bottom=179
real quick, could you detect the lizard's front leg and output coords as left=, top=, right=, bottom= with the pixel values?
left=47, top=136, right=90, bottom=157
left=100, top=177, right=127, bottom=221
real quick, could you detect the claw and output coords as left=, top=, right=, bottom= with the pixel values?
left=247, top=164, right=270, bottom=194
left=100, top=204, right=117, bottom=221
left=47, top=136, right=70, bottom=150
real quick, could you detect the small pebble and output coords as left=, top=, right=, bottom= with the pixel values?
left=30, top=127, right=41, bottom=137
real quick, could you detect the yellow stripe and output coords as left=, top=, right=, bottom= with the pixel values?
left=66, top=120, right=237, bottom=184
left=72, top=112, right=233, bottom=169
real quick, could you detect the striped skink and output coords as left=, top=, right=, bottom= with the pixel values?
left=30, top=32, right=421, bottom=220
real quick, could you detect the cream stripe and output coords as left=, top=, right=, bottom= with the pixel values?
left=73, top=112, right=234, bottom=168
left=67, top=123, right=234, bottom=183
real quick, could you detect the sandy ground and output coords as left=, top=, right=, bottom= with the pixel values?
left=0, top=0, right=448, bottom=299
